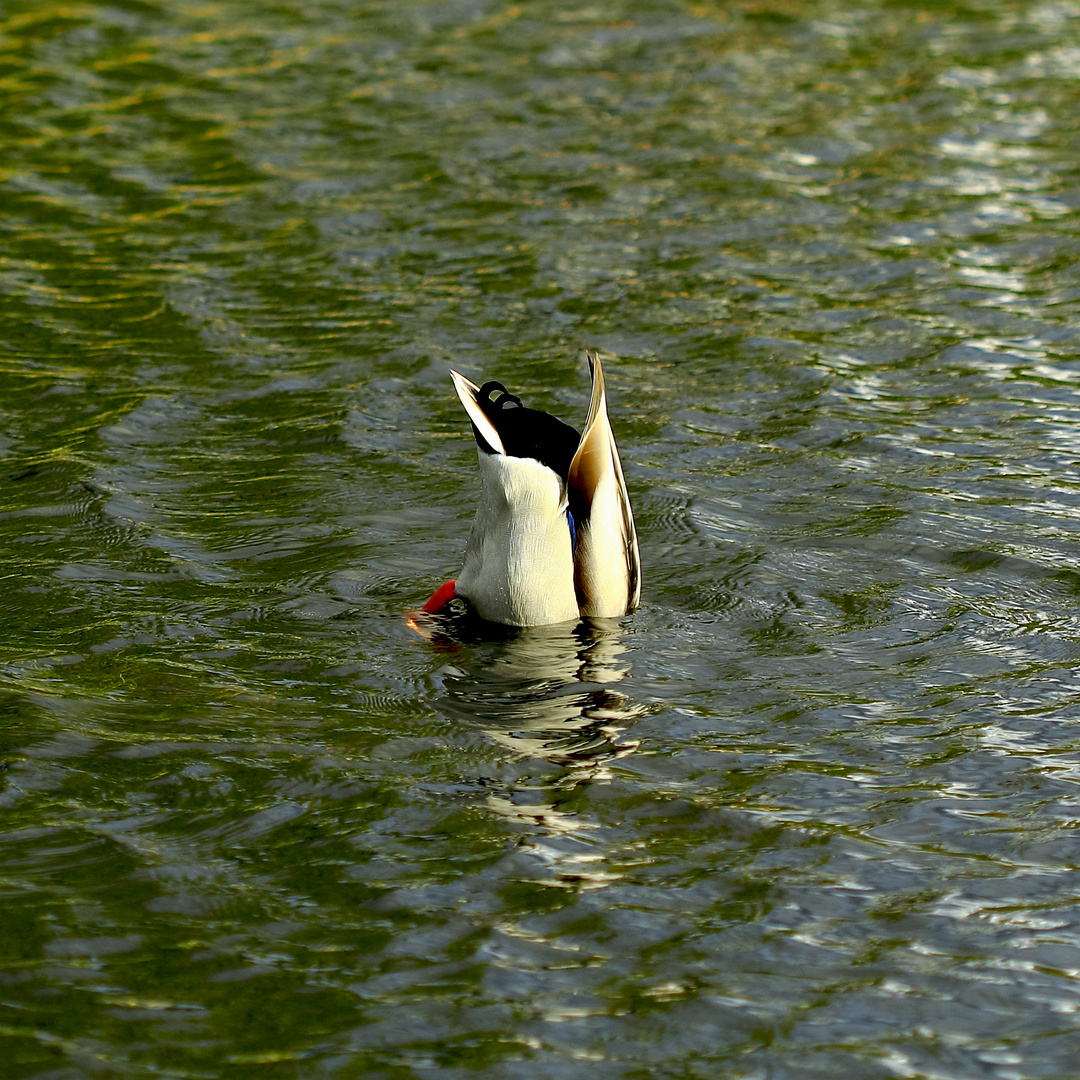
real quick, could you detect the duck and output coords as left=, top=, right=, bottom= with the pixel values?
left=422, top=352, right=640, bottom=627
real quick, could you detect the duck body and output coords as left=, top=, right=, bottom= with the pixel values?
left=457, top=453, right=579, bottom=625
left=426, top=353, right=640, bottom=628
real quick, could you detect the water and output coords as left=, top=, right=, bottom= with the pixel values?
left=3, top=0, right=1080, bottom=1076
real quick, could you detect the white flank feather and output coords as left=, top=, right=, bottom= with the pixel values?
left=455, top=452, right=579, bottom=627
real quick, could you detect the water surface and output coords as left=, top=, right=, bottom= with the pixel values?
left=3, top=1, right=1080, bottom=1077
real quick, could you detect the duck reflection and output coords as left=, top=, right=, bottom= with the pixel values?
left=419, top=615, right=643, bottom=835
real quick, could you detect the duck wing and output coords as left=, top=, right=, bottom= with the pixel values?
left=567, top=353, right=641, bottom=617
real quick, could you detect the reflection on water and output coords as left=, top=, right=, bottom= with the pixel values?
left=434, top=619, right=644, bottom=833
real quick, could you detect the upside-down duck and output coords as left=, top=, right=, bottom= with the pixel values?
left=422, top=352, right=640, bottom=627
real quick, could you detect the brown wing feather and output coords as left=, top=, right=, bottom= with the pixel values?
left=567, top=353, right=641, bottom=616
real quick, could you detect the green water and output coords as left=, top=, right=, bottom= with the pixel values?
left=3, top=0, right=1080, bottom=1076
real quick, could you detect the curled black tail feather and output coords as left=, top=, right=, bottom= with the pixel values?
left=470, top=380, right=580, bottom=482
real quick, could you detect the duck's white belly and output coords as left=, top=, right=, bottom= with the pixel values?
left=456, top=453, right=578, bottom=627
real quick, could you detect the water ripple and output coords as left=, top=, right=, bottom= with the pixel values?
left=4, top=0, right=1080, bottom=1076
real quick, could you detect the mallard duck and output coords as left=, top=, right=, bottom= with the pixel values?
left=423, top=352, right=640, bottom=626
